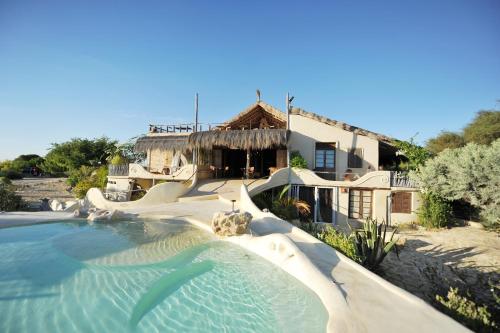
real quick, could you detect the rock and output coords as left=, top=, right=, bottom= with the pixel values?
left=50, top=199, right=64, bottom=211
left=63, top=200, right=79, bottom=212
left=87, top=209, right=120, bottom=222
left=211, top=211, right=252, bottom=236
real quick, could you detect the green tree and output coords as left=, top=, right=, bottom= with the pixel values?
left=463, top=110, right=500, bottom=145
left=393, top=138, right=431, bottom=171
left=43, top=137, right=118, bottom=174
left=426, top=131, right=465, bottom=155
left=290, top=151, right=308, bottom=168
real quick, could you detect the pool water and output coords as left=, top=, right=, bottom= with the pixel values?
left=0, top=220, right=328, bottom=332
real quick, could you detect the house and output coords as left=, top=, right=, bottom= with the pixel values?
left=107, top=98, right=419, bottom=226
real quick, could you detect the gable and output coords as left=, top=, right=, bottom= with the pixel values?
left=218, top=101, right=287, bottom=130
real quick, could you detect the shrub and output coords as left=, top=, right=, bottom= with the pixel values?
left=352, top=218, right=399, bottom=271
left=317, top=226, right=361, bottom=263
left=436, top=287, right=497, bottom=332
left=290, top=151, right=308, bottom=169
left=0, top=183, right=24, bottom=211
left=270, top=185, right=311, bottom=220
left=0, top=169, right=23, bottom=180
left=413, top=140, right=499, bottom=228
left=67, top=165, right=95, bottom=187
left=417, top=192, right=453, bottom=229
left=71, top=166, right=108, bottom=199
left=110, top=154, right=128, bottom=165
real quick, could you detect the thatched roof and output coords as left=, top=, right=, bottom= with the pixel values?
left=189, top=129, right=288, bottom=150
left=290, top=107, right=395, bottom=145
left=134, top=134, right=190, bottom=152
left=217, top=101, right=287, bottom=130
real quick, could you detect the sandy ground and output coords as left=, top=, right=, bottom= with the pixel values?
left=380, top=225, right=500, bottom=311
left=12, top=177, right=75, bottom=209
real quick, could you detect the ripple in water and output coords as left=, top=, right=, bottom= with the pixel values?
left=0, top=220, right=328, bottom=333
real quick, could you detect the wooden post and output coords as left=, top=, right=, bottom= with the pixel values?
left=193, top=93, right=199, bottom=172
left=246, top=148, right=251, bottom=179
left=286, top=93, right=291, bottom=196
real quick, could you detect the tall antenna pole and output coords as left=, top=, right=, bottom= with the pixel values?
left=286, top=93, right=291, bottom=196
left=195, top=93, right=199, bottom=132
left=193, top=93, right=199, bottom=170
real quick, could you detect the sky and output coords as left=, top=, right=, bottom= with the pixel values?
left=0, top=0, right=499, bottom=160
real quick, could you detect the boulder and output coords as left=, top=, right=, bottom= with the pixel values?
left=50, top=199, right=64, bottom=211
left=87, top=209, right=121, bottom=223
left=211, top=211, right=252, bottom=236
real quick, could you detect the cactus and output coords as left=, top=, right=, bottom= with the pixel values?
left=352, top=218, right=399, bottom=271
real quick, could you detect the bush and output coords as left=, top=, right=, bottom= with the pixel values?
left=0, top=169, right=23, bottom=180
left=270, top=185, right=311, bottom=221
left=463, top=110, right=500, bottom=145
left=110, top=154, right=128, bottom=165
left=0, top=183, right=24, bottom=211
left=71, top=166, right=108, bottom=199
left=67, top=165, right=95, bottom=187
left=417, top=192, right=453, bottom=229
left=317, top=226, right=361, bottom=263
left=436, top=287, right=497, bottom=332
left=413, top=140, right=499, bottom=228
left=290, top=151, right=308, bottom=169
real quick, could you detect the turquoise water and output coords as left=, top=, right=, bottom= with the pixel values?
left=0, top=220, right=328, bottom=332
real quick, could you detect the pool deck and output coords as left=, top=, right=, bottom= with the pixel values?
left=0, top=179, right=469, bottom=332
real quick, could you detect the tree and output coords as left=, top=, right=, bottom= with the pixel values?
left=43, top=137, right=118, bottom=174
left=393, top=138, right=431, bottom=171
left=463, top=110, right=500, bottom=145
left=426, top=131, right=465, bottom=155
left=412, top=140, right=500, bottom=227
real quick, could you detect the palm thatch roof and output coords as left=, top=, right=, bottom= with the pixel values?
left=217, top=101, right=287, bottom=130
left=134, top=134, right=190, bottom=152
left=290, top=107, right=395, bottom=145
left=189, top=129, right=288, bottom=150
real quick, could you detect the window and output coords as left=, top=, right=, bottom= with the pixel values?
left=392, top=192, right=412, bottom=214
left=348, top=148, right=363, bottom=168
left=315, top=143, right=335, bottom=170
left=349, top=189, right=372, bottom=219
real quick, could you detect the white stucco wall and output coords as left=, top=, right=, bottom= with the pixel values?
left=288, top=114, right=379, bottom=180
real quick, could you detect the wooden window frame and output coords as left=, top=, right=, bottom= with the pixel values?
left=348, top=148, right=363, bottom=168
left=314, top=142, right=336, bottom=172
left=391, top=192, right=412, bottom=214
left=348, top=189, right=373, bottom=219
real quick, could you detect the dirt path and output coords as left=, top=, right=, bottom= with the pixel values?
left=380, top=226, right=500, bottom=312
left=12, top=178, right=75, bottom=210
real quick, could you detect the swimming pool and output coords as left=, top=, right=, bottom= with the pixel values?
left=0, top=219, right=328, bottom=332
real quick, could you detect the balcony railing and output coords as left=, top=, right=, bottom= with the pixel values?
left=390, top=171, right=416, bottom=188
left=108, top=164, right=129, bottom=176
left=149, top=123, right=224, bottom=134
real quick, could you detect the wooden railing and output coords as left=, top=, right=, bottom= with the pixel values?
left=148, top=123, right=224, bottom=134
left=108, top=164, right=129, bottom=176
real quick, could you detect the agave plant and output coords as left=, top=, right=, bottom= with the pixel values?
left=352, top=218, right=399, bottom=271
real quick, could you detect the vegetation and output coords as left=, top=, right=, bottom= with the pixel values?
left=417, top=192, right=453, bottom=229
left=290, top=151, right=308, bottom=169
left=0, top=154, right=45, bottom=179
left=43, top=137, right=118, bottom=175
left=413, top=140, right=500, bottom=228
left=392, top=137, right=430, bottom=171
left=426, top=131, right=465, bottom=155
left=316, top=226, right=361, bottom=263
left=72, top=166, right=108, bottom=199
left=0, top=179, right=24, bottom=211
left=351, top=218, right=399, bottom=271
left=463, top=110, right=500, bottom=145
left=436, top=287, right=497, bottom=332
left=271, top=185, right=311, bottom=220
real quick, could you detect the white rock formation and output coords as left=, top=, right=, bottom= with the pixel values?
left=211, top=211, right=252, bottom=236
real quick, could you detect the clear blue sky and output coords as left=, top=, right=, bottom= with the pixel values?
left=1, top=0, right=499, bottom=160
